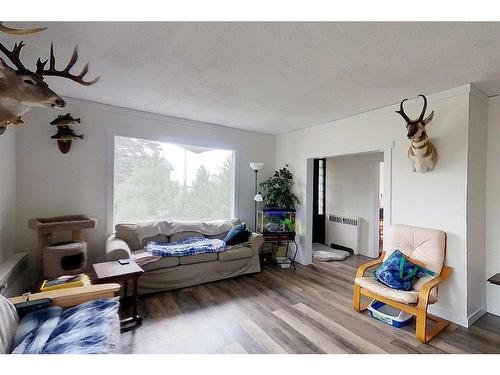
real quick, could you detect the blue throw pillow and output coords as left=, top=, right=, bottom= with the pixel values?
left=222, top=223, right=251, bottom=246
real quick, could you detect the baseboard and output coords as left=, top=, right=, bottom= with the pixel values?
left=428, top=305, right=468, bottom=327
left=467, top=306, right=487, bottom=326
left=487, top=304, right=500, bottom=317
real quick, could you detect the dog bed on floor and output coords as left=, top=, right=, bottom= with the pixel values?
left=313, top=249, right=350, bottom=261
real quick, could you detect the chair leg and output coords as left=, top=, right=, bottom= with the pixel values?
left=416, top=303, right=428, bottom=342
left=353, top=284, right=366, bottom=312
left=416, top=304, right=450, bottom=343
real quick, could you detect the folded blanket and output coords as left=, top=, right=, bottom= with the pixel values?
left=145, top=236, right=227, bottom=257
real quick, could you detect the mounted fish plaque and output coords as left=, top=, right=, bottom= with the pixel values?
left=49, top=113, right=84, bottom=154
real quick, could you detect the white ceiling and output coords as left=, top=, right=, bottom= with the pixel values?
left=3, top=22, right=500, bottom=135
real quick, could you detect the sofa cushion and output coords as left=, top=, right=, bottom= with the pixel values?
left=136, top=219, right=241, bottom=242
left=179, top=253, right=218, bottom=265
left=115, top=224, right=142, bottom=250
left=141, top=256, right=180, bottom=272
left=115, top=224, right=169, bottom=250
left=206, top=232, right=228, bottom=240
left=169, top=231, right=205, bottom=242
left=218, top=246, right=253, bottom=262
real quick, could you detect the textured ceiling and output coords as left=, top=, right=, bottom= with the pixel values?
left=2, top=22, right=500, bottom=135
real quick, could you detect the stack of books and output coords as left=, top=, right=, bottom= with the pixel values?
left=40, top=274, right=89, bottom=292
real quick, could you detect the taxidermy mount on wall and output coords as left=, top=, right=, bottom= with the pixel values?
left=50, top=113, right=83, bottom=154
left=0, top=22, right=46, bottom=35
left=0, top=41, right=99, bottom=135
left=396, top=94, right=437, bottom=173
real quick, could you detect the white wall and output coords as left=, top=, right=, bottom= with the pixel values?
left=325, top=152, right=383, bottom=258
left=0, top=130, right=16, bottom=264
left=486, top=96, right=500, bottom=317
left=466, top=93, right=488, bottom=323
left=276, top=85, right=475, bottom=326
left=15, top=98, right=275, bottom=279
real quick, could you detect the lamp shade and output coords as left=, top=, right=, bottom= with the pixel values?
left=253, top=193, right=263, bottom=202
left=249, top=162, right=264, bottom=171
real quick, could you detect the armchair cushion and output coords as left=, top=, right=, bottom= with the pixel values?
left=384, top=224, right=445, bottom=276
left=355, top=277, right=437, bottom=305
left=384, top=224, right=445, bottom=299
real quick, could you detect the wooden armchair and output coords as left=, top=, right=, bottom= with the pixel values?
left=353, top=224, right=452, bottom=343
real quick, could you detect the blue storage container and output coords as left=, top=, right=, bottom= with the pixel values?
left=367, top=300, right=413, bottom=328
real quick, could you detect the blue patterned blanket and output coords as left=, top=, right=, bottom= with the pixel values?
left=11, top=298, right=119, bottom=354
left=145, top=236, right=227, bottom=257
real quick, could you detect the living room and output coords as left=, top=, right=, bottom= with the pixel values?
left=1, top=1, right=500, bottom=373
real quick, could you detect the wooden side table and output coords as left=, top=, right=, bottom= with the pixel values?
left=91, top=260, right=144, bottom=330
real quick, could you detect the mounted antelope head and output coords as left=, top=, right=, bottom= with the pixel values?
left=0, top=41, right=99, bottom=134
left=396, top=94, right=437, bottom=173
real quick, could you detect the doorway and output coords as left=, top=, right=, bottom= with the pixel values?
left=379, top=162, right=384, bottom=254
left=305, top=149, right=391, bottom=264
left=312, top=158, right=326, bottom=244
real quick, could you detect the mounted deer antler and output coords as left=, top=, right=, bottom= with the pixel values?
left=395, top=94, right=437, bottom=173
left=0, top=40, right=99, bottom=134
left=35, top=44, right=100, bottom=86
left=0, top=41, right=28, bottom=71
left=0, top=22, right=47, bottom=35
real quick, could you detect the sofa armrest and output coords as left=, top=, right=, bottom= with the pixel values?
left=248, top=232, right=264, bottom=256
left=105, top=235, right=132, bottom=261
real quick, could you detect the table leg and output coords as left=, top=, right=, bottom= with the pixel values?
left=120, top=277, right=142, bottom=331
left=291, top=240, right=298, bottom=270
left=133, top=277, right=141, bottom=323
left=123, top=279, right=128, bottom=299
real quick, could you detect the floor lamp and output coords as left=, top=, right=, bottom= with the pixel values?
left=250, top=162, right=264, bottom=232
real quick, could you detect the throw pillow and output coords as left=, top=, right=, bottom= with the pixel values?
left=222, top=223, right=251, bottom=246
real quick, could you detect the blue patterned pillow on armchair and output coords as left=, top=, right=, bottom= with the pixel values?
left=374, top=250, right=435, bottom=291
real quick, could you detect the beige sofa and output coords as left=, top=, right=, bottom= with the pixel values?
left=105, top=219, right=263, bottom=294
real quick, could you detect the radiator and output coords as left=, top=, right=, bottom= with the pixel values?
left=327, top=214, right=361, bottom=254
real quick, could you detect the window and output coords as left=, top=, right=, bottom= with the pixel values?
left=113, top=135, right=235, bottom=224
left=318, top=159, right=325, bottom=215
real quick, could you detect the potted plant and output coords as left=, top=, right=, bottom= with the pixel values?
left=259, top=164, right=299, bottom=209
left=257, top=165, right=299, bottom=234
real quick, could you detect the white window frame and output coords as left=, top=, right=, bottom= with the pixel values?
left=106, top=130, right=238, bottom=235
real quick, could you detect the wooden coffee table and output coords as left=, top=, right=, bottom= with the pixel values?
left=91, top=259, right=144, bottom=329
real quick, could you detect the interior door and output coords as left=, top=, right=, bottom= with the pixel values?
left=312, top=158, right=326, bottom=244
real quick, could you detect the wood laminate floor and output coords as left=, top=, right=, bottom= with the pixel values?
left=120, top=255, right=500, bottom=354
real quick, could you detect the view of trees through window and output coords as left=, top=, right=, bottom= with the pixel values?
left=113, top=136, right=235, bottom=224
